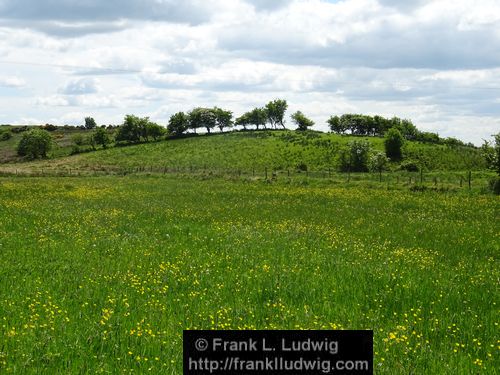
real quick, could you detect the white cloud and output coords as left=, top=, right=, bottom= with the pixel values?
left=59, top=78, right=100, bottom=95
left=0, top=0, right=498, bottom=144
left=0, top=75, right=26, bottom=87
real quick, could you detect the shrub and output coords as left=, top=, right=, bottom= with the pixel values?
left=42, top=123, right=58, bottom=131
left=296, top=162, right=308, bottom=172
left=0, top=131, right=12, bottom=141
left=71, top=134, right=86, bottom=146
left=384, top=127, right=405, bottom=160
left=11, top=126, right=28, bottom=134
left=369, top=151, right=389, bottom=173
left=17, top=129, right=52, bottom=159
left=92, top=127, right=111, bottom=148
left=400, top=160, right=420, bottom=172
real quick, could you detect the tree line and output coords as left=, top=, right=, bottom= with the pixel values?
left=11, top=97, right=481, bottom=161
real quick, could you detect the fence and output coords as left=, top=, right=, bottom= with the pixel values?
left=0, top=165, right=492, bottom=191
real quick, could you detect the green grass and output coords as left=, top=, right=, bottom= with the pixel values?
left=0, top=175, right=498, bottom=373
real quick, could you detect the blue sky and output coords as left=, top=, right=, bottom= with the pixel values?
left=0, top=0, right=499, bottom=144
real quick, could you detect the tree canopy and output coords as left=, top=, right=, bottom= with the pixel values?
left=265, top=99, right=288, bottom=129
left=291, top=111, right=314, bottom=131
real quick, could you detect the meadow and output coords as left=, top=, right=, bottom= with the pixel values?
left=0, top=175, right=498, bottom=374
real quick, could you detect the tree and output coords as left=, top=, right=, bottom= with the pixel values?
left=369, top=151, right=389, bottom=181
left=188, top=108, right=216, bottom=134
left=168, top=112, right=189, bottom=136
left=235, top=113, right=250, bottom=130
left=212, top=107, right=233, bottom=132
left=328, top=115, right=346, bottom=134
left=115, top=115, right=143, bottom=143
left=384, top=127, right=405, bottom=160
left=291, top=111, right=314, bottom=131
left=116, top=115, right=140, bottom=143
left=338, top=140, right=371, bottom=172
left=244, top=107, right=267, bottom=130
left=92, top=127, right=111, bottom=148
left=265, top=99, right=288, bottom=129
left=145, top=122, right=166, bottom=141
left=17, top=128, right=52, bottom=159
left=84, top=117, right=97, bottom=130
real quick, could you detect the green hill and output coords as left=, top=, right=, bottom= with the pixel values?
left=0, top=128, right=486, bottom=174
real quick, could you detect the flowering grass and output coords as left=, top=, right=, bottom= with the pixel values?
left=0, top=175, right=498, bottom=373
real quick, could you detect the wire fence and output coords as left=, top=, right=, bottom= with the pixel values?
left=0, top=164, right=493, bottom=191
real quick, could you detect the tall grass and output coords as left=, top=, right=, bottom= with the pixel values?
left=0, top=175, right=498, bottom=373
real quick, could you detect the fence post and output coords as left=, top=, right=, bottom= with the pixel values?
left=468, top=171, right=472, bottom=190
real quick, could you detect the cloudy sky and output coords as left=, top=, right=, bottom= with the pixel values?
left=0, top=0, right=499, bottom=144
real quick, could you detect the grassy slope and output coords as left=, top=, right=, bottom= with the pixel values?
left=0, top=130, right=486, bottom=173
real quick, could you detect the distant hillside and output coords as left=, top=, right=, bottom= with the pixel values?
left=0, top=128, right=486, bottom=173
left=0, top=125, right=95, bottom=163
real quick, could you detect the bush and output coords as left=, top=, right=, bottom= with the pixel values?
left=400, top=160, right=420, bottom=172
left=0, top=131, right=12, bottom=141
left=71, top=134, right=86, bottom=146
left=369, top=151, right=389, bottom=173
left=42, top=123, right=58, bottom=131
left=11, top=126, right=28, bottom=134
left=296, top=162, right=308, bottom=172
left=384, top=128, right=405, bottom=160
left=92, top=127, right=111, bottom=148
left=338, top=140, right=371, bottom=172
left=17, top=129, right=52, bottom=159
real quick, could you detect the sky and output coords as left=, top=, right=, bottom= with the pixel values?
left=0, top=0, right=499, bottom=144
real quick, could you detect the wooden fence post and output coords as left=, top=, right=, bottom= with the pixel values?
left=468, top=171, right=472, bottom=190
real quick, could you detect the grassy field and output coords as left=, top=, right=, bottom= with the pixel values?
left=0, top=175, right=498, bottom=373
